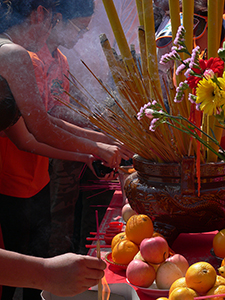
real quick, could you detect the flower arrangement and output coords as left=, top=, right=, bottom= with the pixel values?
left=137, top=25, right=225, bottom=162
left=63, top=0, right=225, bottom=172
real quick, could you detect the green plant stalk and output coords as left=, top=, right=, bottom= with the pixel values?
left=161, top=114, right=225, bottom=160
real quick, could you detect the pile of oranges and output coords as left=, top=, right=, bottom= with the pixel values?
left=111, top=214, right=154, bottom=265
left=157, top=261, right=225, bottom=300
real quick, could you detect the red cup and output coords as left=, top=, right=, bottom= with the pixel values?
left=105, top=227, right=121, bottom=235
left=109, top=221, right=123, bottom=231
left=104, top=233, right=116, bottom=245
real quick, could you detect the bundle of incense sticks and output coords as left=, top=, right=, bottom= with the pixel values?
left=95, top=210, right=111, bottom=300
left=95, top=210, right=102, bottom=300
left=79, top=180, right=121, bottom=191
left=62, top=0, right=225, bottom=164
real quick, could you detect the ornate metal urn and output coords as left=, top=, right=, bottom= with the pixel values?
left=125, top=154, right=225, bottom=244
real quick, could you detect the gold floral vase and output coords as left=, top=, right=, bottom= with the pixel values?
left=124, top=154, right=225, bottom=244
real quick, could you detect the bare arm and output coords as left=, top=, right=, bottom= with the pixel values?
left=0, top=249, right=106, bottom=297
left=48, top=113, right=115, bottom=143
left=49, top=105, right=94, bottom=129
left=5, top=119, right=119, bottom=177
left=49, top=115, right=133, bottom=161
left=0, top=44, right=128, bottom=167
left=4, top=118, right=93, bottom=163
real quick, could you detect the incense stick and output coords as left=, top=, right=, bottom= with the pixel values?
left=194, top=294, right=225, bottom=299
left=96, top=210, right=102, bottom=300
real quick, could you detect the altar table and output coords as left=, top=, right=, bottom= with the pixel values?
left=88, top=190, right=221, bottom=300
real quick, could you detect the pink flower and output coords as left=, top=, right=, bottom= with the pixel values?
left=145, top=108, right=154, bottom=120
left=203, top=69, right=214, bottom=79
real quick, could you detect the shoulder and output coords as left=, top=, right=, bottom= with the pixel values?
left=0, top=43, right=32, bottom=72
left=0, top=42, right=27, bottom=56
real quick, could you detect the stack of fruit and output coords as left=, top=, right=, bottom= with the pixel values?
left=112, top=206, right=225, bottom=299
left=158, top=261, right=225, bottom=300
left=110, top=213, right=189, bottom=290
left=111, top=214, right=154, bottom=266
left=156, top=228, right=225, bottom=299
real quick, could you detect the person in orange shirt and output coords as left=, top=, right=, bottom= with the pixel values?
left=36, top=0, right=125, bottom=261
left=0, top=1, right=132, bottom=299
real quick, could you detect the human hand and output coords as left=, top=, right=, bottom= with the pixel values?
left=43, top=253, right=106, bottom=297
left=108, top=140, right=134, bottom=159
left=96, top=143, right=121, bottom=168
left=97, top=143, right=133, bottom=168
left=116, top=143, right=134, bottom=159
left=85, top=156, right=118, bottom=179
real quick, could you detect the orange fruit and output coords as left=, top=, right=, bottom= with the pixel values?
left=185, top=262, right=216, bottom=294
left=214, top=275, right=225, bottom=286
left=218, top=266, right=225, bottom=278
left=213, top=229, right=225, bottom=258
left=111, top=239, right=139, bottom=265
left=125, top=214, right=153, bottom=245
left=206, top=284, right=225, bottom=300
left=221, top=258, right=225, bottom=267
left=169, top=277, right=187, bottom=295
left=169, top=287, right=198, bottom=300
left=111, top=232, right=127, bottom=251
left=153, top=231, right=165, bottom=238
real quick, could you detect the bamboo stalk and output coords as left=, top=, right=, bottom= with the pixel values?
left=111, top=48, right=127, bottom=77
left=138, top=26, right=150, bottom=98
left=211, top=0, right=225, bottom=162
left=218, top=0, right=225, bottom=49
left=182, top=0, right=194, bottom=117
left=208, top=0, right=218, bottom=58
left=100, top=34, right=124, bottom=84
left=142, top=0, right=163, bottom=100
left=168, top=0, right=181, bottom=41
left=168, top=0, right=188, bottom=118
left=135, top=0, right=144, bottom=26
left=101, top=0, right=147, bottom=102
left=99, top=34, right=135, bottom=115
left=182, top=0, right=194, bottom=57
left=207, top=0, right=219, bottom=162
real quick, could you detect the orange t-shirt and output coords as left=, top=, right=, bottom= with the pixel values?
left=0, top=51, right=49, bottom=198
left=37, top=43, right=70, bottom=112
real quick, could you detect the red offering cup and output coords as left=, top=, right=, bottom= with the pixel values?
left=104, top=233, right=116, bottom=245
left=108, top=221, right=123, bottom=231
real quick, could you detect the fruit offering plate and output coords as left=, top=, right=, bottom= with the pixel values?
left=42, top=283, right=139, bottom=300
left=105, top=252, right=128, bottom=270
left=126, top=278, right=169, bottom=298
left=210, top=248, right=223, bottom=262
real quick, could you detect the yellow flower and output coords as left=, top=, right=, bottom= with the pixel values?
left=196, top=76, right=225, bottom=115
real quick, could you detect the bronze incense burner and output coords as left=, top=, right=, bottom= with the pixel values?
left=125, top=155, right=225, bottom=245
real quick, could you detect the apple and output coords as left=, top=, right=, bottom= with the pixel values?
left=126, top=259, right=156, bottom=288
left=121, top=203, right=137, bottom=223
left=166, top=254, right=189, bottom=276
left=140, top=236, right=169, bottom=264
left=156, top=261, right=183, bottom=289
